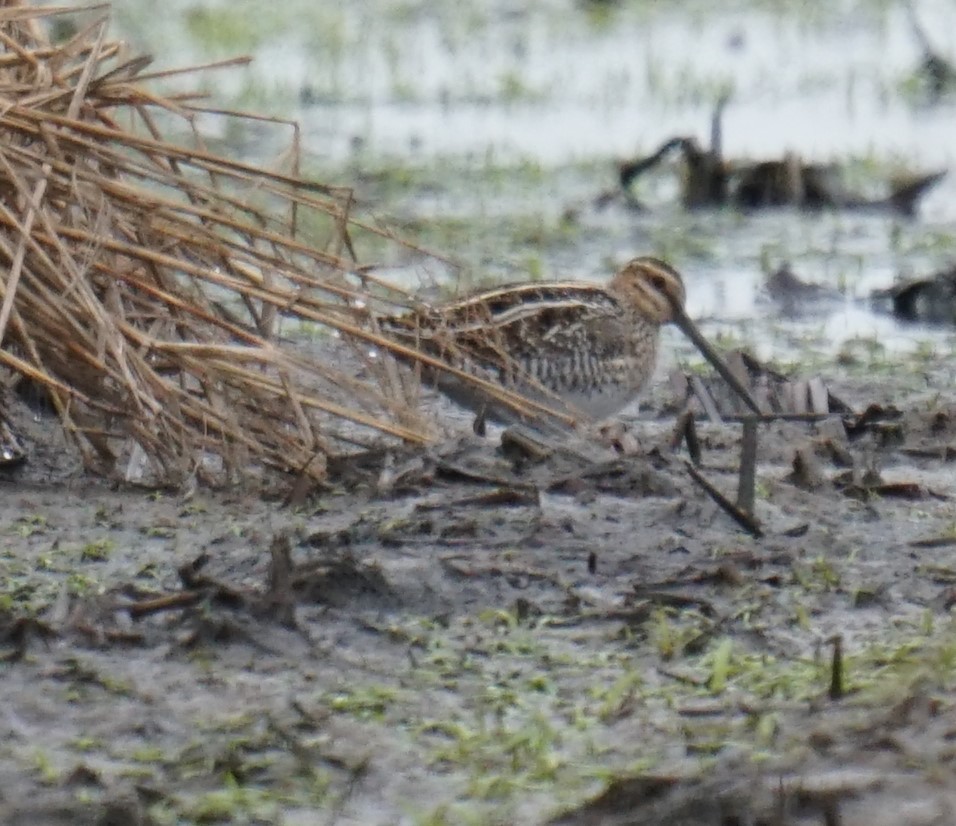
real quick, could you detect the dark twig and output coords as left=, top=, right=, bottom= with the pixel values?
left=828, top=634, right=844, bottom=700
left=414, top=486, right=539, bottom=511
left=1, top=616, right=57, bottom=662
left=123, top=591, right=204, bottom=619
left=909, top=535, right=956, bottom=549
left=725, top=412, right=840, bottom=424
left=685, top=461, right=763, bottom=537
left=265, top=533, right=298, bottom=628
left=499, top=426, right=555, bottom=464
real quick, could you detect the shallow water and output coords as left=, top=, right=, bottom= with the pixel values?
left=290, top=3, right=956, bottom=165
left=101, top=0, right=956, bottom=360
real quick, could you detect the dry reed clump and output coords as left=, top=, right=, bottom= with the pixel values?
left=0, top=2, right=486, bottom=488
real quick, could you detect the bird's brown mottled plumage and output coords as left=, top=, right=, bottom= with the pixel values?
left=383, top=257, right=755, bottom=423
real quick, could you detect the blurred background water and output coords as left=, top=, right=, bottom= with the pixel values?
left=88, top=0, right=956, bottom=364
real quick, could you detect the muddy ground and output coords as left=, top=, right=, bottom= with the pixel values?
left=4, top=354, right=956, bottom=825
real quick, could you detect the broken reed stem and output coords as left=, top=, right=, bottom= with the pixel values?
left=672, top=410, right=701, bottom=465
left=736, top=418, right=758, bottom=516
left=123, top=591, right=204, bottom=619
left=828, top=634, right=844, bottom=700
left=0, top=169, right=49, bottom=346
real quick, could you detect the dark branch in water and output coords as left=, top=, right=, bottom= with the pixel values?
left=616, top=93, right=946, bottom=214
left=618, top=136, right=687, bottom=191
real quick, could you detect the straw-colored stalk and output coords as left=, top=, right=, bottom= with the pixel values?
left=0, top=3, right=567, bottom=488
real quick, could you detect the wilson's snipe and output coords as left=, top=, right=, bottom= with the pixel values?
left=384, top=257, right=759, bottom=425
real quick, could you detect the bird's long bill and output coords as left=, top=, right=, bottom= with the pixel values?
left=671, top=307, right=762, bottom=415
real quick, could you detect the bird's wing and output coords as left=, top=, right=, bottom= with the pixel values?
left=380, top=284, right=631, bottom=383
